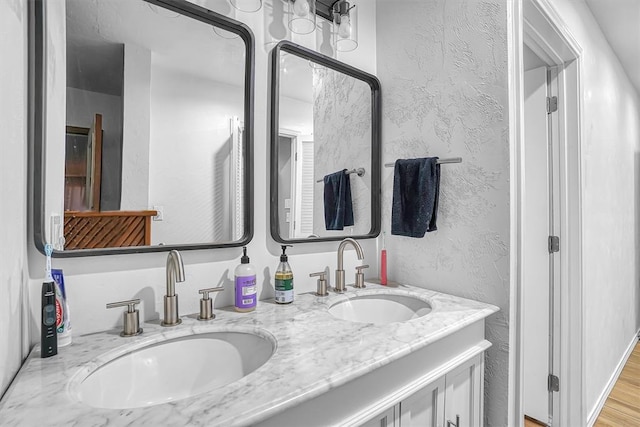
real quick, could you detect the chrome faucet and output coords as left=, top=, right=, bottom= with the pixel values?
left=334, top=238, right=364, bottom=293
left=162, top=250, right=185, bottom=326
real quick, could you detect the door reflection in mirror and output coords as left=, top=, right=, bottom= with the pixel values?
left=278, top=132, right=315, bottom=239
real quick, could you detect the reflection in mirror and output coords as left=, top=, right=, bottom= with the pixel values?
left=270, top=41, right=380, bottom=244
left=32, top=0, right=254, bottom=256
left=64, top=120, right=101, bottom=212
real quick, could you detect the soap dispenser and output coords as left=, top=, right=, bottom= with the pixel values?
left=235, top=247, right=257, bottom=312
left=275, top=245, right=294, bottom=304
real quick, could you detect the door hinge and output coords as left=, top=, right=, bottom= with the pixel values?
left=548, top=374, right=560, bottom=392
left=547, top=96, right=558, bottom=114
left=548, top=235, right=560, bottom=253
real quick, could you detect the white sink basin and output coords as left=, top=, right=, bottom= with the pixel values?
left=328, top=292, right=432, bottom=324
left=76, top=331, right=275, bottom=409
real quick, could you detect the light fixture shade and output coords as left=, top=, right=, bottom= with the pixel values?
left=288, top=0, right=316, bottom=35
left=230, top=0, right=262, bottom=13
left=333, top=0, right=358, bottom=52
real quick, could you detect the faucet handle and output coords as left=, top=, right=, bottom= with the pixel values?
left=199, top=286, right=224, bottom=299
left=198, top=287, right=224, bottom=321
left=106, top=299, right=143, bottom=337
left=354, top=265, right=370, bottom=289
left=310, top=271, right=329, bottom=296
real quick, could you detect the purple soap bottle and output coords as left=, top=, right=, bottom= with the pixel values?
left=234, top=247, right=257, bottom=312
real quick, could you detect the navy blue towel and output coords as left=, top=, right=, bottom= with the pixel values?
left=391, top=157, right=440, bottom=238
left=324, top=169, right=354, bottom=230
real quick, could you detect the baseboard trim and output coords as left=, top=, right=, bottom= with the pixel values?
left=587, top=329, right=640, bottom=426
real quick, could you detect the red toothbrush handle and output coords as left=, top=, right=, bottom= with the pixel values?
left=380, top=249, right=387, bottom=285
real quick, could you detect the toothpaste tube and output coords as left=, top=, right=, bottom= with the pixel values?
left=51, top=269, right=72, bottom=347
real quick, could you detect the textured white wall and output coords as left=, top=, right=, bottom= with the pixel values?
left=376, top=1, right=510, bottom=424
left=312, top=68, right=372, bottom=236
left=0, top=0, right=29, bottom=397
left=549, top=0, right=640, bottom=419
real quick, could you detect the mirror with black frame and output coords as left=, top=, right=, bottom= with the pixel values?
left=270, top=40, right=380, bottom=244
left=31, top=0, right=254, bottom=256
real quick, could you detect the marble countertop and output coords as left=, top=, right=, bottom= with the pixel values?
left=0, top=283, right=498, bottom=426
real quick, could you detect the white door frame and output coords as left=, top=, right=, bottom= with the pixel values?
left=508, top=0, right=584, bottom=426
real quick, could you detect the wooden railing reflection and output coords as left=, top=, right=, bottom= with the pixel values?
left=64, top=210, right=157, bottom=250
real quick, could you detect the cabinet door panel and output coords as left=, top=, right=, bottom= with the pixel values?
left=399, top=377, right=446, bottom=427
left=444, top=354, right=483, bottom=427
left=360, top=405, right=397, bottom=427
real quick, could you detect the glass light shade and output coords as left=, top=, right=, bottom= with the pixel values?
left=230, top=0, right=262, bottom=13
left=333, top=1, right=358, bottom=52
left=288, top=0, right=316, bottom=35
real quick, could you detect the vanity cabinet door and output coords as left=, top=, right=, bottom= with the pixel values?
left=360, top=405, right=398, bottom=427
left=443, top=354, right=484, bottom=427
left=399, top=376, right=446, bottom=427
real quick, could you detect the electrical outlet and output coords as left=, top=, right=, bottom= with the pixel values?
left=153, top=206, right=164, bottom=221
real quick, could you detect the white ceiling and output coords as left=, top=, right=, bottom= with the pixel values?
left=66, top=0, right=246, bottom=93
left=66, top=0, right=316, bottom=103
left=585, top=0, right=640, bottom=94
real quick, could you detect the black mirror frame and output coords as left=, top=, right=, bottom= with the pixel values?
left=269, top=40, right=381, bottom=244
left=29, top=0, right=255, bottom=257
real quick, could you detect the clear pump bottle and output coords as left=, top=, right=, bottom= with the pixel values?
left=274, top=245, right=294, bottom=304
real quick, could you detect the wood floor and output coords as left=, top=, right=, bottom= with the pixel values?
left=595, top=341, right=640, bottom=426
left=524, top=342, right=640, bottom=427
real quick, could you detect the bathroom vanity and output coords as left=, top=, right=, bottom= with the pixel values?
left=0, top=283, right=497, bottom=426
